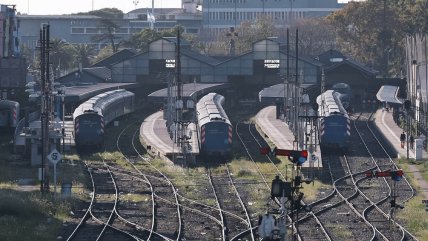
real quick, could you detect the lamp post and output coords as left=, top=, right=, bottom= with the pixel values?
left=404, top=100, right=411, bottom=160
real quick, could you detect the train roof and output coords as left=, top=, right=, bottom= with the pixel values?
left=73, top=89, right=134, bottom=118
left=196, top=93, right=231, bottom=126
left=316, top=90, right=348, bottom=117
left=0, top=100, right=19, bottom=109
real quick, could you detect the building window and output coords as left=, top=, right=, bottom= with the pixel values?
left=85, top=28, right=98, bottom=34
left=131, top=28, right=143, bottom=33
left=115, top=27, right=129, bottom=34
left=71, top=27, right=85, bottom=34
left=187, top=28, right=199, bottom=34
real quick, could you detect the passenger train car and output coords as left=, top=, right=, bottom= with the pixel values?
left=196, top=93, right=232, bottom=159
left=316, top=90, right=351, bottom=150
left=73, top=89, right=135, bottom=150
left=331, top=82, right=352, bottom=109
left=0, top=100, right=20, bottom=131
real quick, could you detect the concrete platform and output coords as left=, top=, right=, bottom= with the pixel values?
left=140, top=111, right=199, bottom=160
left=373, top=108, right=428, bottom=200
left=255, top=106, right=322, bottom=168
left=373, top=109, right=417, bottom=159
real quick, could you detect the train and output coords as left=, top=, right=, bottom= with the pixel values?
left=73, top=89, right=135, bottom=150
left=316, top=90, right=351, bottom=150
left=0, top=100, right=20, bottom=131
left=331, top=82, right=352, bottom=109
left=196, top=93, right=233, bottom=159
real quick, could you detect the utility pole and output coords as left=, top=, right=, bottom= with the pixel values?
left=294, top=28, right=299, bottom=148
left=286, top=28, right=290, bottom=123
left=38, top=25, right=51, bottom=193
left=175, top=27, right=183, bottom=147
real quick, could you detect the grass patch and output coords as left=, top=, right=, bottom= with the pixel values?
left=119, top=193, right=152, bottom=203
left=395, top=158, right=428, bottom=240
left=0, top=189, right=73, bottom=241
left=302, top=179, right=331, bottom=202
left=324, top=222, right=353, bottom=239
left=396, top=194, right=428, bottom=240
left=0, top=133, right=90, bottom=241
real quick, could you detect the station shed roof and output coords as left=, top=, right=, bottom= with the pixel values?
left=63, top=82, right=138, bottom=103
left=258, top=83, right=315, bottom=103
left=376, top=85, right=403, bottom=104
left=148, top=83, right=229, bottom=103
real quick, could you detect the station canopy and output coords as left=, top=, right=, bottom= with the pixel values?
left=376, top=85, right=403, bottom=104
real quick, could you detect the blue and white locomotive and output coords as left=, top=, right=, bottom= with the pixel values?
left=196, top=93, right=232, bottom=159
left=0, top=100, right=20, bottom=131
left=316, top=90, right=350, bottom=150
left=73, top=89, right=135, bottom=149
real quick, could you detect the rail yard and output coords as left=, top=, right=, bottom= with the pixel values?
left=4, top=101, right=427, bottom=241
left=2, top=1, right=428, bottom=241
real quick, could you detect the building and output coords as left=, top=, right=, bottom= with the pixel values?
left=17, top=0, right=345, bottom=53
left=0, top=4, right=27, bottom=101
left=17, top=4, right=202, bottom=53
left=201, top=0, right=344, bottom=36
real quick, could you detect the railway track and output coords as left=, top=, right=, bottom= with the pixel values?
left=207, top=165, right=254, bottom=240
left=66, top=160, right=143, bottom=241
left=64, top=109, right=419, bottom=241
left=348, top=112, right=417, bottom=240
left=297, top=111, right=416, bottom=241
left=296, top=112, right=414, bottom=240
left=117, top=119, right=227, bottom=240
left=234, top=120, right=333, bottom=241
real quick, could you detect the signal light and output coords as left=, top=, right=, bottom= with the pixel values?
left=365, top=169, right=404, bottom=181
left=391, top=170, right=404, bottom=181
left=259, top=147, right=308, bottom=166
left=288, top=150, right=308, bottom=166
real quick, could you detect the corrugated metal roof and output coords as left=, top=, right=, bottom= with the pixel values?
left=181, top=48, right=223, bottom=65
left=376, top=85, right=403, bottom=104
left=84, top=67, right=112, bottom=81
left=91, top=49, right=137, bottom=68
left=259, top=83, right=316, bottom=103
left=148, top=83, right=229, bottom=103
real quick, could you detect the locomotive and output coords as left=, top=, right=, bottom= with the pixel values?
left=196, top=93, right=232, bottom=159
left=73, top=89, right=135, bottom=150
left=316, top=90, right=351, bottom=150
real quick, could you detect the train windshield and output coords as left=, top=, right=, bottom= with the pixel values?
left=204, top=122, right=231, bottom=149
left=77, top=114, right=103, bottom=134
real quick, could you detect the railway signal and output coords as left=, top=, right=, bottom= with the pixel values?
left=260, top=147, right=308, bottom=165
left=365, top=169, right=404, bottom=181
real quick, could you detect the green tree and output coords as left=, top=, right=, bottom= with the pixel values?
left=71, top=44, right=96, bottom=68
left=91, top=45, right=114, bottom=64
left=224, top=16, right=277, bottom=54
left=49, top=38, right=74, bottom=78
left=326, top=0, right=404, bottom=76
left=289, top=17, right=336, bottom=56
left=88, top=8, right=124, bottom=53
left=124, top=29, right=163, bottom=51
left=123, top=26, right=182, bottom=52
